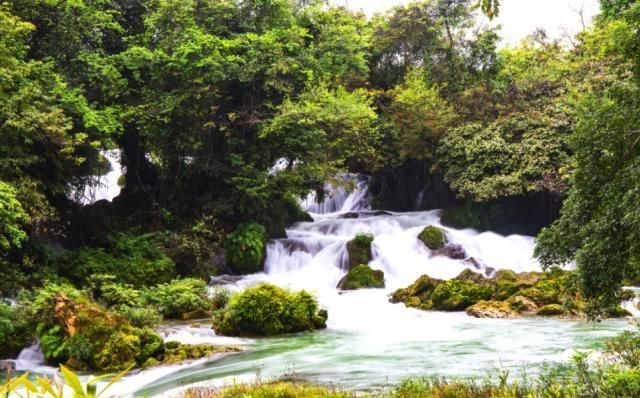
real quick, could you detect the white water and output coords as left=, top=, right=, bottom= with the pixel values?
left=75, top=149, right=123, bottom=205
left=13, top=176, right=634, bottom=396
left=113, top=176, right=631, bottom=397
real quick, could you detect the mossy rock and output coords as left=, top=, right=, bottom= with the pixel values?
left=418, top=226, right=447, bottom=250
left=346, top=233, right=374, bottom=270
left=507, top=295, right=539, bottom=313
left=390, top=274, right=442, bottom=305
left=337, top=264, right=384, bottom=290
left=430, top=280, right=492, bottom=311
left=536, top=304, right=565, bottom=316
left=455, top=269, right=492, bottom=286
left=466, top=300, right=516, bottom=319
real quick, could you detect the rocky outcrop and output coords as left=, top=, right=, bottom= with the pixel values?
left=390, top=268, right=612, bottom=320
left=337, top=265, right=385, bottom=290
left=466, top=300, right=516, bottom=319
left=418, top=226, right=447, bottom=250
left=346, top=233, right=374, bottom=270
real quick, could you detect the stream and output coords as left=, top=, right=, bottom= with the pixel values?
left=14, top=173, right=636, bottom=396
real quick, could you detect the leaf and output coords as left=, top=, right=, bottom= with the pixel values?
left=96, top=365, right=133, bottom=397
left=60, top=365, right=85, bottom=396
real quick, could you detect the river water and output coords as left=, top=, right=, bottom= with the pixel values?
left=120, top=175, right=632, bottom=396
left=14, top=172, right=635, bottom=396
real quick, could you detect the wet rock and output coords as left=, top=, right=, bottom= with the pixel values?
left=466, top=300, right=516, bottom=319
left=536, top=304, right=565, bottom=316
left=390, top=274, right=443, bottom=307
left=0, top=360, right=15, bottom=371
left=507, top=295, right=539, bottom=313
left=209, top=274, right=244, bottom=286
left=340, top=212, right=360, bottom=219
left=337, top=264, right=385, bottom=290
left=346, top=233, right=374, bottom=270
left=182, top=309, right=212, bottom=320
left=433, top=243, right=466, bottom=259
left=454, top=269, right=492, bottom=286
left=418, top=225, right=447, bottom=250
left=463, top=257, right=482, bottom=270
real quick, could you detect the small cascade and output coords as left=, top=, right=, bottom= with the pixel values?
left=75, top=149, right=123, bottom=205
left=622, top=287, right=640, bottom=317
left=301, top=174, right=370, bottom=215
left=14, top=344, right=45, bottom=371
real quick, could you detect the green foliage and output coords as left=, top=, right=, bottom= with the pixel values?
left=417, top=226, right=447, bottom=250
left=213, top=283, right=327, bottom=336
left=143, top=278, right=212, bottom=319
left=387, top=70, right=456, bottom=161
left=225, top=223, right=267, bottom=274
left=0, top=180, right=29, bottom=250
left=438, top=113, right=572, bottom=201
left=339, top=264, right=385, bottom=290
left=68, top=233, right=176, bottom=286
left=532, top=5, right=640, bottom=314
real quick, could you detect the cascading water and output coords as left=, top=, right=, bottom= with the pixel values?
left=114, top=176, right=634, bottom=397
left=75, top=149, right=123, bottom=205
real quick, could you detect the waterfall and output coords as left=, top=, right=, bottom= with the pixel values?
left=75, top=149, right=123, bottom=205
left=14, top=344, right=46, bottom=371
left=301, top=174, right=370, bottom=215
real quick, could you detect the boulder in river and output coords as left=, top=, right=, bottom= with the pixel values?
left=346, top=233, right=374, bottom=270
left=433, top=243, right=466, bottom=259
left=337, top=264, right=385, bottom=290
left=466, top=300, right=516, bottom=319
left=418, top=225, right=447, bottom=250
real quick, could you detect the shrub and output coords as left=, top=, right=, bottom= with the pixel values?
left=0, top=303, right=30, bottom=358
left=143, top=278, right=212, bottom=319
left=23, top=283, right=167, bottom=371
left=68, top=233, right=175, bottom=286
left=225, top=223, right=267, bottom=274
left=213, top=283, right=327, bottom=336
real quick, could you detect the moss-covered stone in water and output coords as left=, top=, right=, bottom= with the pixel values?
left=536, top=304, right=565, bottom=316
left=338, top=264, right=385, bottom=290
left=389, top=274, right=442, bottom=306
left=507, top=295, right=538, bottom=313
left=418, top=225, right=447, bottom=250
left=346, top=233, right=374, bottom=270
left=606, top=306, right=632, bottom=318
left=466, top=300, right=516, bottom=318
left=430, top=280, right=492, bottom=311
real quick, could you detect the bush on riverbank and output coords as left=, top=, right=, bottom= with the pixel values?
left=19, top=284, right=226, bottom=371
left=225, top=223, right=267, bottom=274
left=212, top=283, right=327, bottom=336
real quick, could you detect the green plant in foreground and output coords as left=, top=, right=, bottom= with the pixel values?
left=1, top=365, right=129, bottom=397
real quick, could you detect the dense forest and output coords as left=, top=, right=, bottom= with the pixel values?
left=2, top=0, right=640, bottom=394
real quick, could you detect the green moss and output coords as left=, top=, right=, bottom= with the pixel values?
left=346, top=233, right=374, bottom=269
left=225, top=223, right=267, bottom=274
left=339, top=264, right=385, bottom=290
left=536, top=304, right=566, bottom=316
left=431, top=280, right=492, bottom=311
left=389, top=274, right=442, bottom=307
left=418, top=225, right=447, bottom=250
left=162, top=343, right=241, bottom=365
left=493, top=280, right=520, bottom=300
left=212, top=283, right=327, bottom=336
left=466, top=300, right=515, bottom=318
